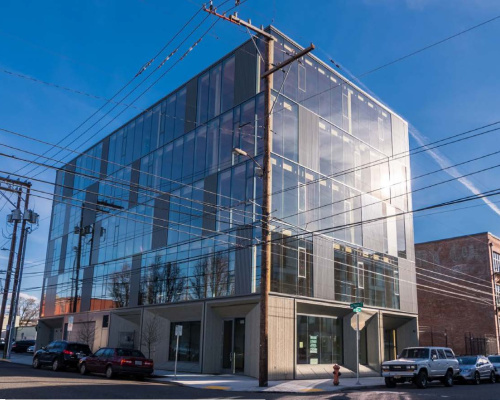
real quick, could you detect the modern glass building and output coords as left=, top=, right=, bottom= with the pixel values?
left=38, top=27, right=418, bottom=379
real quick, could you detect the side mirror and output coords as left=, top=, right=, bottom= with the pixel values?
left=42, top=346, right=47, bottom=350
left=431, top=354, right=437, bottom=361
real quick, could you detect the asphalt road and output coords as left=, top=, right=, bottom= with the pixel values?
left=2, top=361, right=500, bottom=400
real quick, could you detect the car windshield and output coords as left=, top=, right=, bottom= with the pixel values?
left=116, top=349, right=145, bottom=358
left=457, top=357, right=476, bottom=365
left=488, top=356, right=500, bottom=363
left=68, top=344, right=91, bottom=353
left=400, top=348, right=429, bottom=359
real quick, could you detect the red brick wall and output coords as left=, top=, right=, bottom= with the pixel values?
left=415, top=233, right=499, bottom=355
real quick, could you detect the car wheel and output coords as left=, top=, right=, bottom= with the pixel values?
left=385, top=377, right=397, bottom=388
left=105, top=365, right=114, bottom=379
left=80, top=363, right=88, bottom=375
left=52, top=358, right=60, bottom=372
left=32, top=357, right=41, bottom=369
left=415, top=370, right=428, bottom=389
left=490, top=371, right=496, bottom=384
left=474, top=371, right=480, bottom=385
left=443, top=370, right=454, bottom=387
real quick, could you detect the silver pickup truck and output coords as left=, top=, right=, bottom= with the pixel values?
left=381, top=346, right=460, bottom=388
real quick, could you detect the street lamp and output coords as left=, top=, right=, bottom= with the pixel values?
left=232, top=148, right=264, bottom=177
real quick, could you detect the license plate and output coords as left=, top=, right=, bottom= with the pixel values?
left=135, top=361, right=142, bottom=366
left=394, top=375, right=401, bottom=379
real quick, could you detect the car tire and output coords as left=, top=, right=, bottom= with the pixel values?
left=52, top=358, right=60, bottom=372
left=415, top=370, right=428, bottom=389
left=443, top=370, right=454, bottom=387
left=80, top=363, right=88, bottom=375
left=474, top=372, right=480, bottom=385
left=490, top=371, right=496, bottom=384
left=32, top=357, right=41, bottom=369
left=385, top=377, right=397, bottom=388
left=105, top=365, right=114, bottom=379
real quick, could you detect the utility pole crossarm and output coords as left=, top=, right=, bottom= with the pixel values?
left=261, top=44, right=315, bottom=79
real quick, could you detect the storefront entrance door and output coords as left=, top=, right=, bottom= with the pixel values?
left=222, top=318, right=245, bottom=373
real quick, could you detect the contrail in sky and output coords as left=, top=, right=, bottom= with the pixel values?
left=409, top=124, right=500, bottom=217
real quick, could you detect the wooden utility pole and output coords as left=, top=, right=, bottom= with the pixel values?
left=0, top=192, right=20, bottom=345
left=4, top=185, right=30, bottom=357
left=0, top=177, right=30, bottom=353
left=204, top=6, right=314, bottom=387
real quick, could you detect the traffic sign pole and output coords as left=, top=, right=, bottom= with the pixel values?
left=350, top=302, right=363, bottom=386
left=356, top=312, right=360, bottom=385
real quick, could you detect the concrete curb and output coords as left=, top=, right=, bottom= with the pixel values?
left=146, top=375, right=386, bottom=393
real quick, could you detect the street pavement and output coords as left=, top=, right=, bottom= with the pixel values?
left=2, top=358, right=500, bottom=399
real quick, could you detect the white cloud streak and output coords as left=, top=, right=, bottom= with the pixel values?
left=409, top=124, right=500, bottom=217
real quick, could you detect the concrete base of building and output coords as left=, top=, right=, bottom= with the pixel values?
left=37, top=293, right=418, bottom=381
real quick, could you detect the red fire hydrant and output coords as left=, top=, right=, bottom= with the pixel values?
left=333, top=364, right=341, bottom=386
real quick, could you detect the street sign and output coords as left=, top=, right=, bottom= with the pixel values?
left=68, top=316, right=74, bottom=332
left=350, top=302, right=363, bottom=309
left=353, top=307, right=362, bottom=313
left=175, top=325, right=183, bottom=336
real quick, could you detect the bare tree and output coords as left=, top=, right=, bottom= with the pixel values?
left=76, top=315, right=96, bottom=351
left=190, top=254, right=229, bottom=299
left=18, top=297, right=40, bottom=326
left=108, top=265, right=131, bottom=308
left=210, top=254, right=230, bottom=297
left=191, top=257, right=210, bottom=300
left=141, top=314, right=161, bottom=359
left=140, top=260, right=185, bottom=305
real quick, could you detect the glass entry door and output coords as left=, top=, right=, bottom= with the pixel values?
left=222, top=318, right=245, bottom=373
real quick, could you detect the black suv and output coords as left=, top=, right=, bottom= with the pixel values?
left=32, top=341, right=92, bottom=371
left=12, top=340, right=36, bottom=353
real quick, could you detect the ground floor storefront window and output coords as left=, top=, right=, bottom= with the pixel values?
left=297, top=315, right=342, bottom=365
left=168, top=321, right=201, bottom=362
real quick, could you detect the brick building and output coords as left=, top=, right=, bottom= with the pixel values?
left=416, top=233, right=500, bottom=355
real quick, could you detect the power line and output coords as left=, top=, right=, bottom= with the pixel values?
left=16, top=4, right=206, bottom=178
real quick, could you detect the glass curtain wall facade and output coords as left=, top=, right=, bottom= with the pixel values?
left=42, top=42, right=264, bottom=316
left=269, top=33, right=410, bottom=311
left=41, top=28, right=414, bottom=371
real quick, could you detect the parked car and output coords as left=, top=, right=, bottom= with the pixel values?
left=27, top=345, right=35, bottom=354
left=12, top=340, right=36, bottom=353
left=456, top=355, right=496, bottom=384
left=381, top=346, right=459, bottom=389
left=488, top=355, right=500, bottom=378
left=32, top=341, right=92, bottom=371
left=79, top=347, right=154, bottom=379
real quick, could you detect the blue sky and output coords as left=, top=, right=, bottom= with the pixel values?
left=1, top=0, right=500, bottom=299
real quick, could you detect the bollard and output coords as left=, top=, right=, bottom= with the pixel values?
left=333, top=364, right=341, bottom=386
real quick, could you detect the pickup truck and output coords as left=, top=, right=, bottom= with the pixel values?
left=381, top=346, right=459, bottom=388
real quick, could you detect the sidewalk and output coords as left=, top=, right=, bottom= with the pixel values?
left=151, top=370, right=385, bottom=393
left=0, top=353, right=33, bottom=366
left=1, top=354, right=385, bottom=393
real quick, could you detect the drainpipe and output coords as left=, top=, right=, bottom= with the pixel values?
left=488, top=241, right=500, bottom=354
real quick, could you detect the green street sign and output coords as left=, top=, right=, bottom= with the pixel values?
left=353, top=307, right=362, bottom=313
left=350, top=302, right=363, bottom=309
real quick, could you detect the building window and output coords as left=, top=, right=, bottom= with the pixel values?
left=298, top=62, right=306, bottom=92
left=357, top=262, right=364, bottom=289
left=168, top=321, right=201, bottom=362
left=297, top=315, right=342, bottom=365
left=394, top=269, right=400, bottom=296
left=298, top=247, right=306, bottom=278
left=378, top=117, right=384, bottom=141
left=299, top=183, right=306, bottom=212
left=493, top=252, right=500, bottom=273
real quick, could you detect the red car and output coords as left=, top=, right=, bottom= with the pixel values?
left=79, top=347, right=154, bottom=379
